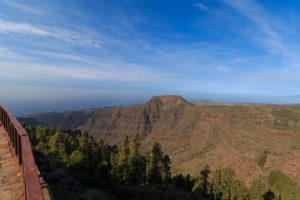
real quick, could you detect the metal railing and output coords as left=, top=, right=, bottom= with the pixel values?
left=0, top=104, right=45, bottom=200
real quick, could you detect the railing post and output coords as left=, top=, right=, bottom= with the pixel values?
left=16, top=129, right=19, bottom=156
left=18, top=135, right=22, bottom=165
left=0, top=104, right=46, bottom=200
left=12, top=126, right=14, bottom=144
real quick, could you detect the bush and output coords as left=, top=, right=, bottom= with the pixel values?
left=257, top=150, right=268, bottom=169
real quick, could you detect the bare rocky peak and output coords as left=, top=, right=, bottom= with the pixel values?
left=147, top=95, right=190, bottom=110
left=19, top=97, right=300, bottom=185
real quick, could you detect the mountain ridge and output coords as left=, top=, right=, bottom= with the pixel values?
left=20, top=95, right=300, bottom=186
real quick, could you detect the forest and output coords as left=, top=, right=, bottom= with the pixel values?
left=25, top=125, right=300, bottom=200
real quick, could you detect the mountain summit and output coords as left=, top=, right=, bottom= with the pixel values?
left=147, top=95, right=191, bottom=110
left=20, top=97, right=300, bottom=186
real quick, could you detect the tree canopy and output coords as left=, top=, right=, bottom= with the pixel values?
left=25, top=125, right=300, bottom=200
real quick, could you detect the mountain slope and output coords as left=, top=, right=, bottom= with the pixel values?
left=21, top=95, right=300, bottom=186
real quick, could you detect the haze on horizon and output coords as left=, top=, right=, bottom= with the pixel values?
left=1, top=0, right=300, bottom=115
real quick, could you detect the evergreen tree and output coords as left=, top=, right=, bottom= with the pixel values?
left=250, top=179, right=269, bottom=200
left=192, top=164, right=210, bottom=196
left=36, top=126, right=47, bottom=143
left=208, top=167, right=249, bottom=200
left=147, top=142, right=163, bottom=185
left=172, top=174, right=195, bottom=191
left=95, top=162, right=110, bottom=182
left=128, top=134, right=143, bottom=185
left=67, top=149, right=87, bottom=179
left=48, top=130, right=68, bottom=161
left=230, top=179, right=249, bottom=200
left=116, top=136, right=130, bottom=184
left=268, top=170, right=300, bottom=200
left=172, top=174, right=186, bottom=190
left=25, top=124, right=300, bottom=200
left=208, top=168, right=222, bottom=199
left=162, top=155, right=171, bottom=187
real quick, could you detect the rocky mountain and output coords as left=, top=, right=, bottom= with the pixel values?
left=20, top=95, right=300, bottom=186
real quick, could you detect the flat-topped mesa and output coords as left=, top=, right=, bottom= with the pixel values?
left=147, top=95, right=191, bottom=110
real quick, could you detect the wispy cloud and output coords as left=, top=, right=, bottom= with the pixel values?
left=0, top=0, right=45, bottom=15
left=215, top=65, right=236, bottom=72
left=194, top=2, right=208, bottom=12
left=0, top=19, right=48, bottom=35
left=0, top=61, right=172, bottom=83
left=221, top=0, right=299, bottom=67
left=0, top=19, right=102, bottom=48
left=0, top=47, right=30, bottom=60
left=0, top=85, right=138, bottom=102
left=28, top=50, right=90, bottom=62
left=0, top=46, right=95, bottom=63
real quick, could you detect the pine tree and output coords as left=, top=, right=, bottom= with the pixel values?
left=147, top=142, right=163, bottom=185
left=193, top=164, right=210, bottom=196
left=249, top=179, right=269, bottom=200
left=68, top=149, right=86, bottom=179
left=162, top=155, right=171, bottom=187
left=268, top=170, right=300, bottom=200
left=209, top=167, right=250, bottom=200
left=116, top=136, right=130, bottom=184
left=208, top=168, right=222, bottom=199
left=128, top=134, right=143, bottom=185
left=221, top=167, right=235, bottom=200
left=48, top=130, right=68, bottom=160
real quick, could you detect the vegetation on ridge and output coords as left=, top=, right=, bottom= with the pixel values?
left=20, top=97, right=300, bottom=187
left=25, top=125, right=300, bottom=200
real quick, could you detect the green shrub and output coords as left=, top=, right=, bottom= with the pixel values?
left=257, top=150, right=268, bottom=169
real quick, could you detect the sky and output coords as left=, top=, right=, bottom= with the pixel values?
left=1, top=0, right=300, bottom=114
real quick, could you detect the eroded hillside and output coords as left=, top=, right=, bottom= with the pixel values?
left=21, top=95, right=300, bottom=185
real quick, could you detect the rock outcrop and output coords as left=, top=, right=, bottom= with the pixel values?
left=20, top=96, right=300, bottom=186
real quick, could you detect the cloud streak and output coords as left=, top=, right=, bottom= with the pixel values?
left=0, top=0, right=45, bottom=15
left=222, top=0, right=300, bottom=67
left=28, top=50, right=90, bottom=62
left=0, top=19, right=48, bottom=35
left=0, top=48, right=31, bottom=60
left=0, top=19, right=102, bottom=48
left=0, top=61, right=172, bottom=83
left=194, top=2, right=208, bottom=11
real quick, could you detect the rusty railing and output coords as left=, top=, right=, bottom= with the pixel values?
left=0, top=104, right=45, bottom=200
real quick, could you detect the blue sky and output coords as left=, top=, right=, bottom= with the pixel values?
left=1, top=0, right=300, bottom=114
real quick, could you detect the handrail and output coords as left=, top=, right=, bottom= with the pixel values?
left=0, top=104, right=45, bottom=200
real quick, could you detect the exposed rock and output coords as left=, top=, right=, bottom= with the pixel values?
left=147, top=95, right=190, bottom=110
left=21, top=96, right=300, bottom=185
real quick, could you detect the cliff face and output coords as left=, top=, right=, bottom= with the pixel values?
left=22, top=96, right=192, bottom=143
left=21, top=96, right=300, bottom=186
left=76, top=95, right=193, bottom=143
